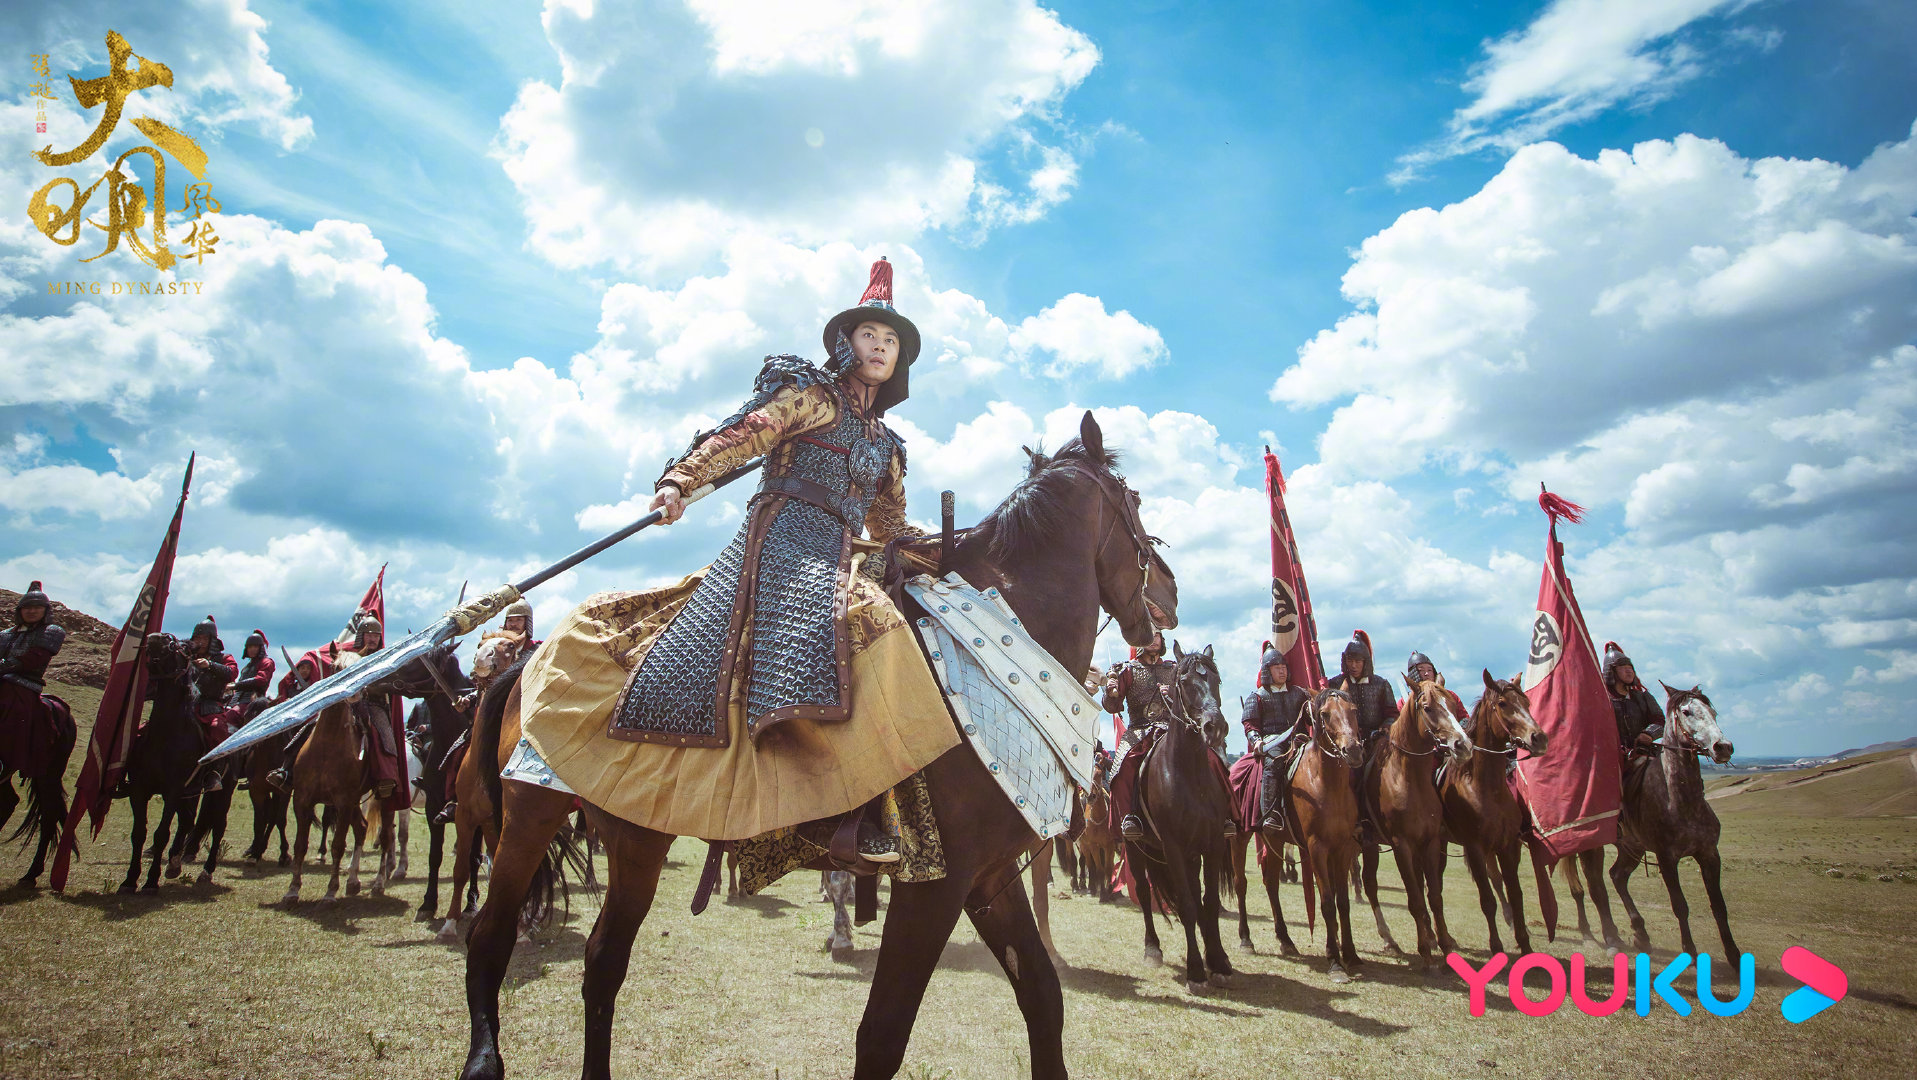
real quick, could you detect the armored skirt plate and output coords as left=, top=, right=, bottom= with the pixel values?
left=501, top=736, right=576, bottom=795
left=904, top=574, right=1100, bottom=840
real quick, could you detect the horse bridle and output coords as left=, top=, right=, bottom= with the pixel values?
left=1471, top=683, right=1538, bottom=761
left=1054, top=461, right=1168, bottom=635
left=1392, top=689, right=1460, bottom=758
left=1660, top=694, right=1715, bottom=756
left=1156, top=659, right=1215, bottom=737
left=1305, top=689, right=1363, bottom=766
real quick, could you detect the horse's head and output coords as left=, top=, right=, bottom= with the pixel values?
left=142, top=632, right=189, bottom=679
left=1310, top=687, right=1365, bottom=767
left=1660, top=681, right=1732, bottom=764
left=1474, top=668, right=1546, bottom=758
left=980, top=411, right=1178, bottom=656
left=470, top=631, right=526, bottom=694
left=1409, top=680, right=1472, bottom=765
left=1170, top=641, right=1227, bottom=752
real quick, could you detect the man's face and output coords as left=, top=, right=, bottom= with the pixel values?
left=245, top=641, right=263, bottom=659
left=189, top=635, right=211, bottom=656
left=297, top=661, right=315, bottom=682
left=1615, top=661, right=1635, bottom=686
left=358, top=630, right=382, bottom=651
left=503, top=615, right=529, bottom=635
left=1267, top=662, right=1288, bottom=687
left=1413, top=662, right=1436, bottom=684
left=18, top=604, right=46, bottom=625
left=1141, top=633, right=1164, bottom=661
left=1343, top=655, right=1364, bottom=679
left=847, top=321, right=899, bottom=387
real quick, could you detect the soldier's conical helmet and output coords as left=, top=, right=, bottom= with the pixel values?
left=1405, top=650, right=1433, bottom=679
left=502, top=599, right=534, bottom=640
left=16, top=580, right=51, bottom=621
left=1259, top=640, right=1286, bottom=687
left=192, top=614, right=218, bottom=641
left=1602, top=640, right=1631, bottom=681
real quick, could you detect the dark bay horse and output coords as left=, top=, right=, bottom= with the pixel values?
left=179, top=696, right=273, bottom=884
left=393, top=643, right=474, bottom=922
left=1360, top=680, right=1472, bottom=971
left=1439, top=672, right=1548, bottom=955
left=118, top=634, right=206, bottom=893
left=1598, top=683, right=1740, bottom=958
left=1128, top=642, right=1236, bottom=992
left=1, top=692, right=76, bottom=888
left=460, top=411, right=1176, bottom=1080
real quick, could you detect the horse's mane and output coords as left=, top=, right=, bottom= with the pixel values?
left=974, top=436, right=1122, bottom=565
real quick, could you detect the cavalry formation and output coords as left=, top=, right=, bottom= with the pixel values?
left=0, top=258, right=1744, bottom=1080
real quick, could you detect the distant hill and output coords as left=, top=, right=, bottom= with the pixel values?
left=1, top=588, right=118, bottom=688
left=1704, top=748, right=1917, bottom=818
left=1833, top=735, right=1917, bottom=759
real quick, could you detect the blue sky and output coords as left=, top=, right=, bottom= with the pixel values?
left=3, top=0, right=1914, bottom=756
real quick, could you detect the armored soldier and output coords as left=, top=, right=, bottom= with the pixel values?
left=1603, top=641, right=1663, bottom=754
left=517, top=257, right=955, bottom=865
left=1241, top=643, right=1308, bottom=833
left=0, top=582, right=67, bottom=777
left=1326, top=631, right=1396, bottom=742
left=182, top=615, right=238, bottom=792
left=335, top=611, right=409, bottom=808
left=1100, top=631, right=1179, bottom=842
left=230, top=629, right=277, bottom=706
left=1402, top=649, right=1467, bottom=720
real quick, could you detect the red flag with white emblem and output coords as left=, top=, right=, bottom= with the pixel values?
left=1511, top=490, right=1621, bottom=861
left=50, top=455, right=193, bottom=892
left=1265, top=448, right=1327, bottom=689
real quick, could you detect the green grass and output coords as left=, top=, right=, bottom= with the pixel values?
left=2, top=683, right=1912, bottom=1078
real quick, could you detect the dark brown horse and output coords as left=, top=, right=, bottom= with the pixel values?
left=1359, top=680, right=1472, bottom=971
left=1270, top=688, right=1365, bottom=979
left=1592, top=683, right=1740, bottom=958
left=0, top=693, right=76, bottom=888
left=1439, top=671, right=1548, bottom=955
left=117, top=634, right=208, bottom=893
left=458, top=411, right=1175, bottom=1080
left=1128, top=642, right=1235, bottom=993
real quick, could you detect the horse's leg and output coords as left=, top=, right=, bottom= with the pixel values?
left=374, top=804, right=396, bottom=896
left=578, top=819, right=674, bottom=1080
left=420, top=817, right=445, bottom=921
left=1029, top=840, right=1058, bottom=965
left=196, top=786, right=233, bottom=884
left=460, top=781, right=573, bottom=1080
left=1426, top=839, right=1458, bottom=955
left=283, top=799, right=313, bottom=904
left=963, top=869, right=1068, bottom=1080
left=1461, top=842, right=1504, bottom=954
left=1199, top=841, right=1235, bottom=984
left=1160, top=845, right=1207, bottom=990
left=1129, top=843, right=1163, bottom=965
left=1230, top=834, right=1253, bottom=948
left=1334, top=847, right=1361, bottom=973
left=851, top=875, right=973, bottom=1080
left=245, top=783, right=268, bottom=861
left=146, top=799, right=178, bottom=892
left=345, top=807, right=366, bottom=898
left=393, top=801, right=410, bottom=881
left=827, top=872, right=856, bottom=952
left=1261, top=844, right=1297, bottom=956
left=1362, top=841, right=1401, bottom=954
left=160, top=798, right=187, bottom=881
left=273, top=788, right=291, bottom=866
left=0, top=776, right=16, bottom=838
left=1606, top=846, right=1650, bottom=952
left=1390, top=843, right=1434, bottom=971
left=122, top=795, right=148, bottom=893
left=1695, top=848, right=1739, bottom=959
left=442, top=818, right=475, bottom=938
left=1561, top=857, right=1592, bottom=944
left=1577, top=847, right=1626, bottom=953
left=1497, top=842, right=1532, bottom=954
left=1651, top=852, right=1697, bottom=956
left=19, top=775, right=59, bottom=886
left=325, top=804, right=352, bottom=901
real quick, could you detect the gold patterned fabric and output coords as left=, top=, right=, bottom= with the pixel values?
left=731, top=772, right=947, bottom=895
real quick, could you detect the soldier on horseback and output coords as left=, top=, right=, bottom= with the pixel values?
left=1241, top=643, right=1308, bottom=834
left=183, top=616, right=238, bottom=793
left=231, top=630, right=276, bottom=706
left=1327, top=631, right=1395, bottom=742
left=515, top=256, right=957, bottom=867
left=335, top=610, right=409, bottom=807
left=0, top=582, right=67, bottom=778
left=1403, top=650, right=1466, bottom=720
left=1101, top=631, right=1225, bottom=842
left=1603, top=641, right=1664, bottom=756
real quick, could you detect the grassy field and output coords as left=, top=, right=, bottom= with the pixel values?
left=2, top=681, right=1913, bottom=1079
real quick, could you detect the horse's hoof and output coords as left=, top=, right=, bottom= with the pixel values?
left=164, top=857, right=183, bottom=879
left=14, top=874, right=39, bottom=890
left=280, top=892, right=299, bottom=906
left=1279, top=942, right=1301, bottom=958
left=1207, top=971, right=1231, bottom=989
left=437, top=921, right=460, bottom=943
left=345, top=881, right=361, bottom=898
left=1185, top=980, right=1207, bottom=994
left=459, top=1048, right=504, bottom=1080
left=1329, top=965, right=1351, bottom=984
left=195, top=870, right=213, bottom=886
left=278, top=855, right=290, bottom=868
left=414, top=907, right=434, bottom=922
left=1440, top=937, right=1460, bottom=954
left=1238, top=935, right=1255, bottom=952
left=1143, top=947, right=1163, bottom=966
left=140, top=882, right=159, bottom=895
left=118, top=881, right=137, bottom=895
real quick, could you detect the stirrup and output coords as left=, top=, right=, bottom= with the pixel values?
left=1222, top=820, right=1237, bottom=839
left=1119, top=815, right=1145, bottom=841
left=434, top=801, right=458, bottom=825
left=857, top=828, right=901, bottom=864
left=266, top=768, right=290, bottom=794
left=1259, top=815, right=1286, bottom=834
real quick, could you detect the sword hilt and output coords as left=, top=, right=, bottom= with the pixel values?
left=448, top=583, right=522, bottom=636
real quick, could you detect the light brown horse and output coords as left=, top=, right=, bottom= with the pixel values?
left=1439, top=671, right=1548, bottom=955
left=1359, top=680, right=1472, bottom=971
left=1074, top=769, right=1119, bottom=903
left=281, top=695, right=393, bottom=904
left=1283, top=688, right=1367, bottom=981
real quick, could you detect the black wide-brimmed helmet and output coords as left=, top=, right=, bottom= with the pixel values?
left=822, top=256, right=920, bottom=416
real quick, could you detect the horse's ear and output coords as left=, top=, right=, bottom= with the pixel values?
left=1172, top=639, right=1185, bottom=660
left=1690, top=684, right=1701, bottom=696
left=1483, top=668, right=1497, bottom=692
left=1080, top=410, right=1104, bottom=460
left=1660, top=680, right=1679, bottom=697
left=1511, top=671, right=1523, bottom=691
left=1203, top=644, right=1214, bottom=659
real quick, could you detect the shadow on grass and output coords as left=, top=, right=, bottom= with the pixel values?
left=274, top=891, right=414, bottom=934
left=51, top=878, right=237, bottom=920
left=725, top=893, right=799, bottom=919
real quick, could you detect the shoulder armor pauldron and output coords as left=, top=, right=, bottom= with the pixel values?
left=660, top=355, right=834, bottom=480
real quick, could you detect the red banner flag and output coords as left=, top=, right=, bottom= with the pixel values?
left=1265, top=448, right=1327, bottom=689
left=1512, top=490, right=1621, bottom=861
left=50, top=454, right=194, bottom=892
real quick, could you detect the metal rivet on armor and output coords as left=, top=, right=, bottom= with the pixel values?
left=1071, top=744, right=1079, bottom=755
left=964, top=724, right=976, bottom=734
left=1071, top=703, right=1081, bottom=714
left=987, top=588, right=998, bottom=597
left=973, top=637, right=984, bottom=646
left=917, top=617, right=930, bottom=627
left=1008, top=673, right=1021, bottom=684
left=1016, top=796, right=1027, bottom=807
left=938, top=605, right=949, bottom=613
left=1001, top=635, right=1014, bottom=646
left=989, top=761, right=1001, bottom=772
left=520, top=738, right=529, bottom=746
left=1011, top=617, right=1021, bottom=625
left=961, top=602, right=972, bottom=611
left=539, top=777, right=550, bottom=786
left=931, top=651, right=942, bottom=660
left=1039, top=671, right=1051, bottom=680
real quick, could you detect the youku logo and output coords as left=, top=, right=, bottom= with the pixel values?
left=1448, top=947, right=1847, bottom=1021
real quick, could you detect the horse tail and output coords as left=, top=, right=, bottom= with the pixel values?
left=9, top=697, right=77, bottom=846
left=477, top=655, right=530, bottom=839
left=521, top=820, right=594, bottom=932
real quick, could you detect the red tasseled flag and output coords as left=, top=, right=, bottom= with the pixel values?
left=1538, top=489, right=1586, bottom=525
left=858, top=256, right=893, bottom=306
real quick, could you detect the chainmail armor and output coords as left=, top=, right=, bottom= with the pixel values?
left=743, top=501, right=846, bottom=724
left=613, top=520, right=753, bottom=743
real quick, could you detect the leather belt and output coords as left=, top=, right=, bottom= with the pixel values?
left=756, top=475, right=849, bottom=524
left=1, top=672, right=45, bottom=692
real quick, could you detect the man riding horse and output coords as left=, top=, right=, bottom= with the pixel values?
left=1403, top=650, right=1467, bottom=720
left=1604, top=641, right=1664, bottom=761
left=1242, top=643, right=1309, bottom=834
left=515, top=256, right=957, bottom=867
left=266, top=612, right=407, bottom=808
left=184, top=616, right=238, bottom=793
left=1327, top=631, right=1396, bottom=742
left=1102, top=631, right=1179, bottom=842
left=435, top=600, right=540, bottom=825
left=0, top=582, right=66, bottom=779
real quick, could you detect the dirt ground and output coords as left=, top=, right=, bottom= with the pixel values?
left=2, top=682, right=1913, bottom=1079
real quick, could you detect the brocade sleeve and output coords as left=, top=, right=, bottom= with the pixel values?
left=864, top=453, right=924, bottom=542
left=659, top=384, right=839, bottom=494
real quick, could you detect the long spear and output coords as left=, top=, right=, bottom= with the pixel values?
left=200, top=457, right=765, bottom=765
